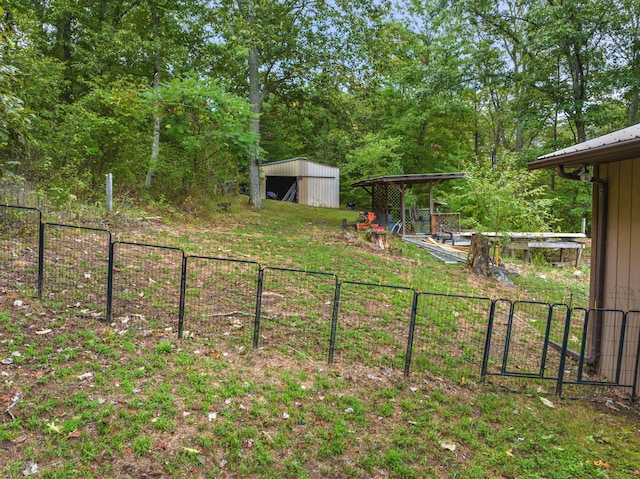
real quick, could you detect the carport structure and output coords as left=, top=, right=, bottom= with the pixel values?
left=351, top=172, right=466, bottom=236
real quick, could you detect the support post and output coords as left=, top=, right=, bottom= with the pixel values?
left=106, top=173, right=113, bottom=213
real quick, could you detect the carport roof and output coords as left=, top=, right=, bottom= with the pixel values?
left=351, top=172, right=465, bottom=188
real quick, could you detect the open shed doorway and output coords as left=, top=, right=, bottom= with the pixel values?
left=265, top=176, right=298, bottom=202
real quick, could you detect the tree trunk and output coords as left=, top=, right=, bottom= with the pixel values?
left=242, top=0, right=263, bottom=209
left=467, top=234, right=490, bottom=276
left=145, top=2, right=161, bottom=188
left=629, top=89, right=639, bottom=125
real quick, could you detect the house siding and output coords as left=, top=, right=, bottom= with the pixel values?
left=599, top=159, right=640, bottom=393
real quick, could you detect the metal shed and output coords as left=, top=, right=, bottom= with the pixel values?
left=260, top=158, right=340, bottom=208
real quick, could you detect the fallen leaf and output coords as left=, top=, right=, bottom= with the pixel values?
left=593, top=460, right=612, bottom=468
left=605, top=400, right=620, bottom=411
left=22, top=461, right=38, bottom=476
left=46, top=421, right=62, bottom=434
left=34, top=370, right=44, bottom=380
left=539, top=397, right=555, bottom=408
left=506, top=449, right=514, bottom=457
left=0, top=440, right=13, bottom=450
left=67, top=430, right=81, bottom=439
left=182, top=447, right=201, bottom=454
left=35, top=329, right=52, bottom=335
left=439, top=441, right=456, bottom=451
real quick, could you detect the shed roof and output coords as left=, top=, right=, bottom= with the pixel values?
left=528, top=124, right=640, bottom=170
left=351, top=172, right=465, bottom=188
left=262, top=157, right=338, bottom=170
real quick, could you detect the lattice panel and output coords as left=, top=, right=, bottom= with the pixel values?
left=371, top=185, right=402, bottom=227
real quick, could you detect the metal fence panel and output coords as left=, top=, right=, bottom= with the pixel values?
left=483, top=299, right=512, bottom=376
left=258, top=267, right=337, bottom=360
left=332, top=281, right=414, bottom=371
left=0, top=205, right=41, bottom=298
left=411, top=293, right=492, bottom=380
left=559, top=309, right=640, bottom=399
left=484, top=301, right=569, bottom=381
left=43, top=223, right=111, bottom=319
left=502, top=301, right=557, bottom=378
left=111, top=242, right=184, bottom=333
left=183, top=256, right=260, bottom=349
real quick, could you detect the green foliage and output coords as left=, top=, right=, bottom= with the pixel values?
left=340, top=133, right=403, bottom=203
left=145, top=75, right=258, bottom=201
left=2, top=0, right=639, bottom=232
left=447, top=156, right=555, bottom=233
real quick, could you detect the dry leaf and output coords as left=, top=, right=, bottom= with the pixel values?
left=439, top=441, right=456, bottom=451
left=539, top=397, right=555, bottom=408
left=67, top=430, right=81, bottom=439
left=593, top=460, right=612, bottom=468
left=35, top=329, right=52, bottom=335
left=22, top=461, right=38, bottom=476
left=46, top=421, right=62, bottom=434
left=506, top=449, right=514, bottom=457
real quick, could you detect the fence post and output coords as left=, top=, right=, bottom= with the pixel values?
left=500, top=301, right=515, bottom=375
left=403, top=291, right=419, bottom=377
left=252, top=268, right=264, bottom=349
left=575, top=309, right=590, bottom=385
left=556, top=307, right=574, bottom=397
left=106, top=240, right=115, bottom=322
left=539, top=304, right=556, bottom=378
left=37, top=213, right=44, bottom=299
left=178, top=253, right=187, bottom=339
left=632, top=314, right=640, bottom=402
left=328, top=280, right=341, bottom=364
left=480, top=299, right=497, bottom=381
left=615, top=312, right=628, bottom=385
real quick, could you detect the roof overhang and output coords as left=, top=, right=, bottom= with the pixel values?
left=351, top=172, right=465, bottom=188
left=528, top=124, right=640, bottom=170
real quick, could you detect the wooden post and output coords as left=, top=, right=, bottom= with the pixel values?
left=400, top=183, right=406, bottom=236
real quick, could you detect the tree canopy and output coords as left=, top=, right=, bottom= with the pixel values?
left=0, top=0, right=637, bottom=229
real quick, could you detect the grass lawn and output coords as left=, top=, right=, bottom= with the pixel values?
left=1, top=197, right=638, bottom=478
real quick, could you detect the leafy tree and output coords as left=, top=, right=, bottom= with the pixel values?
left=446, top=157, right=555, bottom=234
left=209, top=0, right=335, bottom=208
left=340, top=133, right=403, bottom=205
left=145, top=75, right=258, bottom=201
left=0, top=6, right=31, bottom=153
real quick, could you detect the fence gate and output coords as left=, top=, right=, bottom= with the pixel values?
left=483, top=301, right=572, bottom=388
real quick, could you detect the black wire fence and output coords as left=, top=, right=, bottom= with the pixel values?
left=1, top=204, right=639, bottom=401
